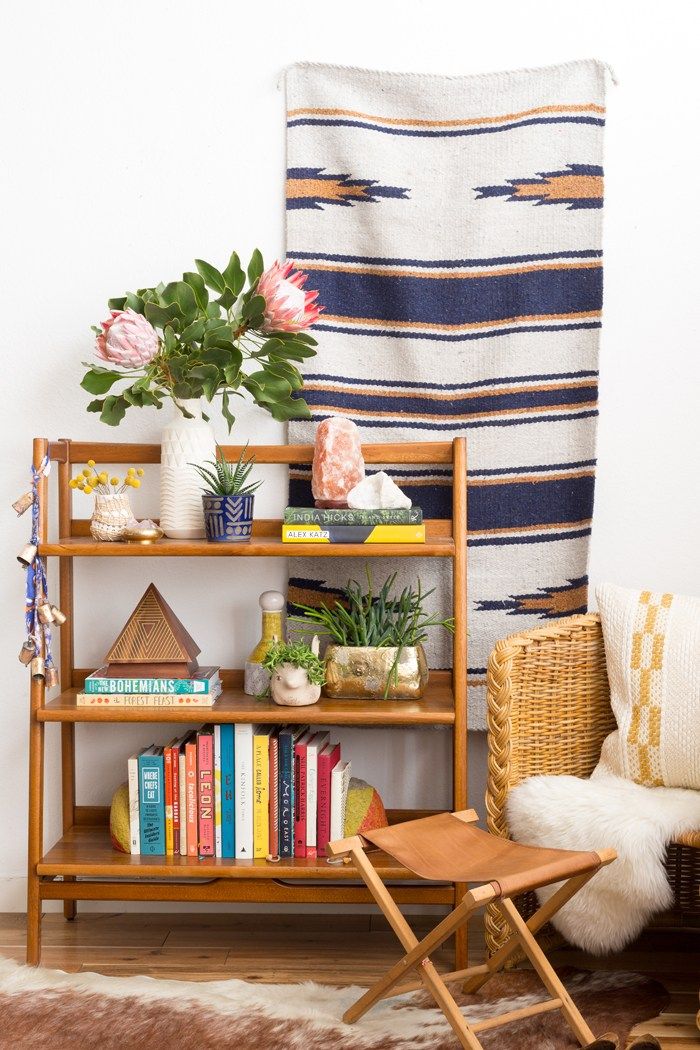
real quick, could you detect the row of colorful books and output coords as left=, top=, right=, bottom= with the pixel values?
left=130, top=724, right=351, bottom=859
left=77, top=665, right=221, bottom=707
left=281, top=506, right=425, bottom=544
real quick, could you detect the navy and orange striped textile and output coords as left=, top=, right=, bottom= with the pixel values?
left=286, top=60, right=608, bottom=728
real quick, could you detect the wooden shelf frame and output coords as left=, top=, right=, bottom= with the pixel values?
left=27, top=436, right=468, bottom=967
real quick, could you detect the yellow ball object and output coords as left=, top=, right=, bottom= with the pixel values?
left=82, top=468, right=91, bottom=478
left=137, top=468, right=144, bottom=476
left=344, top=778, right=388, bottom=837
left=83, top=485, right=93, bottom=495
left=131, top=479, right=141, bottom=489
left=69, top=479, right=78, bottom=489
left=87, top=459, right=96, bottom=468
left=110, top=476, right=120, bottom=486
left=77, top=479, right=85, bottom=489
left=109, top=782, right=131, bottom=853
left=127, top=467, right=136, bottom=476
left=98, top=472, right=109, bottom=484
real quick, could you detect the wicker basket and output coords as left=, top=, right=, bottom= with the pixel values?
left=485, top=613, right=700, bottom=956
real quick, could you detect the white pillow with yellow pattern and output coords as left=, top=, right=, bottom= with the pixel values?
left=595, top=583, right=700, bottom=790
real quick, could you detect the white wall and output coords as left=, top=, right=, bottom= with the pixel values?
left=1, top=0, right=698, bottom=911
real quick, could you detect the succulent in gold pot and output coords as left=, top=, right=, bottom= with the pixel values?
left=290, top=569, right=454, bottom=700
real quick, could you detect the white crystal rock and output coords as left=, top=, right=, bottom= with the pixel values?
left=347, top=471, right=412, bottom=509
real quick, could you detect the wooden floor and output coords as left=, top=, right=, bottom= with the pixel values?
left=0, top=912, right=696, bottom=1048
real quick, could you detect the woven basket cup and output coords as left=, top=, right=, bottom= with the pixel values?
left=90, top=493, right=135, bottom=542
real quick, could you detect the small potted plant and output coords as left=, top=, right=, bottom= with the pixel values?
left=262, top=637, right=325, bottom=707
left=68, top=457, right=144, bottom=541
left=290, top=569, right=454, bottom=700
left=192, top=444, right=261, bottom=543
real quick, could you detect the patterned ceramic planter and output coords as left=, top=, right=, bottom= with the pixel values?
left=90, top=493, right=136, bottom=542
left=160, top=399, right=216, bottom=540
left=202, top=493, right=255, bottom=543
left=323, top=643, right=429, bottom=700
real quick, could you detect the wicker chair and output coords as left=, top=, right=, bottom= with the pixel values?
left=484, top=612, right=700, bottom=956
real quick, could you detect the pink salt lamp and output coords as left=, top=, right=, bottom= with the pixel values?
left=311, top=416, right=365, bottom=508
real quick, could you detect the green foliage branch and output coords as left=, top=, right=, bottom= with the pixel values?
left=290, top=567, right=455, bottom=648
left=80, top=249, right=317, bottom=430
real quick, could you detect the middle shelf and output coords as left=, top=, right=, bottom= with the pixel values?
left=38, top=679, right=456, bottom=725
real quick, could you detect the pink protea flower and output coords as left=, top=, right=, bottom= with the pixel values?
left=257, top=260, right=322, bottom=334
left=95, top=308, right=160, bottom=368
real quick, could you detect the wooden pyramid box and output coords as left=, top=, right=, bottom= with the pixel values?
left=103, top=583, right=200, bottom=678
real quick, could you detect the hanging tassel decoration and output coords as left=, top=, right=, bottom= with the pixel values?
left=22, top=456, right=60, bottom=686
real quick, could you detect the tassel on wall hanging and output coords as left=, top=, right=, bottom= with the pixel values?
left=16, top=456, right=65, bottom=687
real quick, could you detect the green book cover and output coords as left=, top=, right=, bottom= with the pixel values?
left=283, top=506, right=422, bottom=525
left=84, top=665, right=219, bottom=695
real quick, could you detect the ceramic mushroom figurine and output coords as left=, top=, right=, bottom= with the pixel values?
left=265, top=636, right=324, bottom=707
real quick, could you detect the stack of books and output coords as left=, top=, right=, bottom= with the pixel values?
left=281, top=506, right=425, bottom=544
left=127, top=724, right=351, bottom=859
left=77, top=666, right=222, bottom=707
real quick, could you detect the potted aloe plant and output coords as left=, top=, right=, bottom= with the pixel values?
left=290, top=569, right=454, bottom=700
left=192, top=444, right=261, bottom=543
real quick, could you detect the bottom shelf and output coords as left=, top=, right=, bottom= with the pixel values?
left=38, top=825, right=410, bottom=879
left=37, top=813, right=444, bottom=883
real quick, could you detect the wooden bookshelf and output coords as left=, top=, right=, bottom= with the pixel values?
left=26, top=437, right=468, bottom=968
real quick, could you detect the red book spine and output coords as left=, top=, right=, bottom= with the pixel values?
left=317, top=743, right=340, bottom=857
left=185, top=739, right=198, bottom=858
left=268, top=735, right=279, bottom=857
left=163, top=745, right=174, bottom=855
left=294, top=739, right=308, bottom=858
left=197, top=729, right=215, bottom=857
left=171, top=743, right=181, bottom=855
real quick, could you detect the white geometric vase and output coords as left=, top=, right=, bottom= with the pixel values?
left=159, top=399, right=216, bottom=539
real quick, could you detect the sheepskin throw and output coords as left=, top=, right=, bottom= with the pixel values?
left=596, top=583, right=700, bottom=788
left=0, top=957, right=669, bottom=1050
left=286, top=60, right=609, bottom=726
left=508, top=771, right=700, bottom=953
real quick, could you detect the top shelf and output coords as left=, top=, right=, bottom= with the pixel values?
left=39, top=535, right=455, bottom=558
left=36, top=439, right=465, bottom=560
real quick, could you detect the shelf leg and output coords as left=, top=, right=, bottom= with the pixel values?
left=57, top=461, right=77, bottom=922
left=451, top=437, right=469, bottom=970
left=26, top=710, right=44, bottom=965
left=27, top=437, right=47, bottom=966
left=61, top=724, right=77, bottom=921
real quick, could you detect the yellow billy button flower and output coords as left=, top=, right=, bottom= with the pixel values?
left=137, top=468, right=144, bottom=477
left=83, top=485, right=93, bottom=495
left=77, top=479, right=85, bottom=489
left=98, top=472, right=109, bottom=484
left=82, top=468, right=91, bottom=478
left=127, top=467, right=136, bottom=477
left=130, top=479, right=141, bottom=489
left=69, top=479, right=78, bottom=489
left=87, top=459, right=96, bottom=468
left=110, top=476, right=120, bottom=487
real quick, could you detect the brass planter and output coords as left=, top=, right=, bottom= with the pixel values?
left=323, top=644, right=428, bottom=700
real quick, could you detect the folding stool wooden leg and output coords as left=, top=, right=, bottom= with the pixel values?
left=337, top=837, right=488, bottom=1050
left=496, top=897, right=595, bottom=1047
left=462, top=866, right=602, bottom=993
left=346, top=885, right=495, bottom=1026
